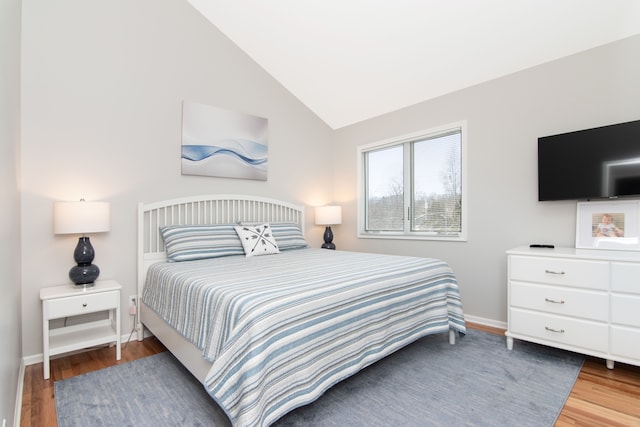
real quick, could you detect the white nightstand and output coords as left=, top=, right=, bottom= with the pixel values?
left=40, top=279, right=122, bottom=379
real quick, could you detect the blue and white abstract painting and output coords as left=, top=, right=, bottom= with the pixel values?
left=181, top=101, right=268, bottom=180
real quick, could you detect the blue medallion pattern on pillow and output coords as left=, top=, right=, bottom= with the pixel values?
left=234, top=224, right=280, bottom=257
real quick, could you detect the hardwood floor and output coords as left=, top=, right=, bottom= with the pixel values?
left=21, top=324, right=640, bottom=426
left=21, top=337, right=167, bottom=427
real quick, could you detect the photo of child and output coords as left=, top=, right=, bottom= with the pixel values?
left=577, top=201, right=639, bottom=251
left=593, top=213, right=624, bottom=237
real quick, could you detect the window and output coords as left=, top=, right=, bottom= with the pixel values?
left=358, top=122, right=467, bottom=241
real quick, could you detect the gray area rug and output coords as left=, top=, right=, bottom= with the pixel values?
left=55, top=329, right=584, bottom=426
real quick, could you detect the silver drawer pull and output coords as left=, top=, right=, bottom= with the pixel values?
left=544, top=298, right=565, bottom=304
left=82, top=303, right=87, bottom=307
left=545, top=326, right=565, bottom=334
left=544, top=269, right=565, bottom=275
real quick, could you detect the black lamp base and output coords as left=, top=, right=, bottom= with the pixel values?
left=69, top=236, right=100, bottom=285
left=321, top=226, right=336, bottom=250
left=69, top=264, right=100, bottom=286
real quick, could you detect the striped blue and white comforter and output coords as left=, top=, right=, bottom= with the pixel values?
left=142, top=248, right=466, bottom=427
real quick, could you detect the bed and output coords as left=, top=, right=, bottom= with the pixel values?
left=136, top=195, right=466, bottom=427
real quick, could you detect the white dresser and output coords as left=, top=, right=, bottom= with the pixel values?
left=506, top=246, right=640, bottom=369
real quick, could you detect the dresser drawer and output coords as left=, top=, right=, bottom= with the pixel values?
left=611, top=294, right=640, bottom=327
left=45, top=290, right=119, bottom=319
left=510, top=256, right=609, bottom=290
left=510, top=281, right=608, bottom=321
left=611, top=326, right=640, bottom=361
left=612, top=262, right=640, bottom=294
left=509, top=308, right=608, bottom=353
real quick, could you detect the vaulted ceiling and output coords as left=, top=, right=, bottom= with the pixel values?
left=187, top=1, right=640, bottom=129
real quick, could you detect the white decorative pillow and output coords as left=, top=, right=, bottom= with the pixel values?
left=234, top=224, right=280, bottom=257
left=238, top=222, right=308, bottom=251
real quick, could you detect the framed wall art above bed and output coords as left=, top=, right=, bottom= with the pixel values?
left=181, top=102, right=268, bottom=181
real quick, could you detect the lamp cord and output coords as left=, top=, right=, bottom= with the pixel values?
left=123, top=311, right=138, bottom=349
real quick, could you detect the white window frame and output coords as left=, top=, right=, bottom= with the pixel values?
left=357, top=121, right=468, bottom=242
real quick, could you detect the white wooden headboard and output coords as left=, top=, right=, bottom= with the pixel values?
left=136, top=194, right=305, bottom=314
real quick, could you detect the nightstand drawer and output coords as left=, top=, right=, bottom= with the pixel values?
left=45, top=290, right=118, bottom=319
left=510, top=308, right=608, bottom=353
left=510, top=281, right=608, bottom=321
left=510, top=256, right=609, bottom=290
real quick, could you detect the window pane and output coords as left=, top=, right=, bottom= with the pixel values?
left=366, top=145, right=404, bottom=231
left=358, top=122, right=466, bottom=241
left=412, top=131, right=462, bottom=235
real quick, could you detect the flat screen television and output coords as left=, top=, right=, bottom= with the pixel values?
left=538, top=119, right=640, bottom=201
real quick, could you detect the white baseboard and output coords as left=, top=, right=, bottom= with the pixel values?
left=22, top=353, right=41, bottom=367
left=23, top=330, right=154, bottom=367
left=464, top=314, right=507, bottom=331
left=14, top=358, right=24, bottom=427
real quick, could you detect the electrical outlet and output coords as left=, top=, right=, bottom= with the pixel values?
left=129, top=295, right=137, bottom=316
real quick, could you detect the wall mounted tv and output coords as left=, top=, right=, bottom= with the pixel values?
left=538, top=119, right=640, bottom=201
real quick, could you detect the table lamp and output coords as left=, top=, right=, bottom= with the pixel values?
left=54, top=199, right=110, bottom=286
left=315, top=205, right=342, bottom=250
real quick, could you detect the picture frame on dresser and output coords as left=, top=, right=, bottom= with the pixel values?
left=576, top=200, right=640, bottom=251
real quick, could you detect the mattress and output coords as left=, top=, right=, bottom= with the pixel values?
left=142, top=248, right=466, bottom=426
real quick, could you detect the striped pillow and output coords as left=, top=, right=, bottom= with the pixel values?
left=270, top=223, right=309, bottom=251
left=160, top=224, right=244, bottom=262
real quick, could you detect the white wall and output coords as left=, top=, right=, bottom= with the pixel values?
left=19, top=1, right=640, bottom=360
left=20, top=0, right=334, bottom=358
left=333, top=34, right=640, bottom=325
left=0, top=0, right=23, bottom=423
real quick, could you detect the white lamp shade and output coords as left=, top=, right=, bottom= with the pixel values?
left=54, top=201, right=110, bottom=234
left=315, top=205, right=342, bottom=225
